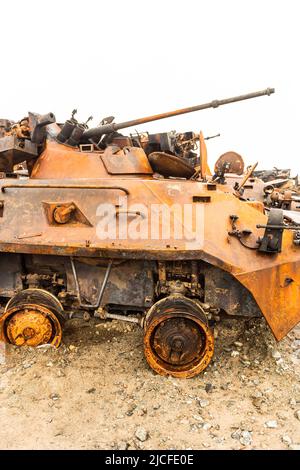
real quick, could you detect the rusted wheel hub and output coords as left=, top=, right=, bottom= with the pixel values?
left=144, top=295, right=214, bottom=378
left=0, top=289, right=64, bottom=348
left=152, top=317, right=205, bottom=366
left=6, top=308, right=54, bottom=346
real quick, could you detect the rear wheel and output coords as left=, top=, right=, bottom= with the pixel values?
left=0, top=289, right=64, bottom=347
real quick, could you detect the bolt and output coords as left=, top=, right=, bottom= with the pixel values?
left=23, top=327, right=35, bottom=340
left=172, top=338, right=184, bottom=352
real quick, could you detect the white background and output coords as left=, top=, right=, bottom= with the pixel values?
left=1, top=0, right=299, bottom=174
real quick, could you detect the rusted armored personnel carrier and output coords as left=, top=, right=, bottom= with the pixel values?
left=1, top=87, right=299, bottom=379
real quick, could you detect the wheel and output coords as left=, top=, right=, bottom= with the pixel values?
left=0, top=289, right=64, bottom=347
left=143, top=295, right=214, bottom=378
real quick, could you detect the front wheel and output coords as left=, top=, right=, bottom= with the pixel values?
left=143, top=295, right=214, bottom=378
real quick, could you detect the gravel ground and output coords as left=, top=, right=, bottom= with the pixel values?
left=0, top=316, right=300, bottom=450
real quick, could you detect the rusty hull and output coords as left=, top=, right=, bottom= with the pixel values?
left=0, top=141, right=300, bottom=340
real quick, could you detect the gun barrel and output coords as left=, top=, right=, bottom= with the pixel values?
left=82, top=87, right=275, bottom=142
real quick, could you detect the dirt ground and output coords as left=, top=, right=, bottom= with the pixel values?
left=0, top=315, right=300, bottom=450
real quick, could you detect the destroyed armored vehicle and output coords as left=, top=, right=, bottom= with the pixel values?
left=1, top=87, right=299, bottom=379
left=253, top=168, right=293, bottom=182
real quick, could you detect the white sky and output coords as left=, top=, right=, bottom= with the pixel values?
left=1, top=0, right=299, bottom=174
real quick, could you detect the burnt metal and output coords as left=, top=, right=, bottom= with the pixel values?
left=101, top=146, right=153, bottom=175
left=5, top=288, right=64, bottom=317
left=212, top=162, right=230, bottom=184
left=96, top=310, right=141, bottom=325
left=6, top=88, right=300, bottom=378
left=56, top=120, right=77, bottom=144
left=53, top=204, right=76, bottom=224
left=0, top=112, right=55, bottom=172
left=201, top=262, right=262, bottom=317
left=148, top=152, right=195, bottom=178
left=29, top=112, right=56, bottom=144
left=82, top=88, right=275, bottom=142
left=0, top=288, right=65, bottom=347
left=228, top=215, right=258, bottom=250
left=253, top=168, right=292, bottom=182
left=43, top=202, right=92, bottom=226
left=257, top=224, right=300, bottom=230
left=66, top=125, right=85, bottom=147
left=56, top=109, right=79, bottom=144
left=143, top=295, right=214, bottom=378
left=257, top=209, right=284, bottom=253
left=64, top=259, right=155, bottom=310
left=70, top=258, right=113, bottom=309
left=214, top=151, right=244, bottom=175
left=157, top=261, right=202, bottom=298
left=236, top=162, right=258, bottom=194
left=1, top=184, right=130, bottom=195
left=152, top=317, right=204, bottom=365
left=0, top=135, right=39, bottom=172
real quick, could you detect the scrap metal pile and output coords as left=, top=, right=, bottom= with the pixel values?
left=1, top=87, right=300, bottom=379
